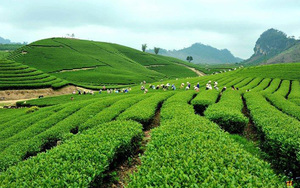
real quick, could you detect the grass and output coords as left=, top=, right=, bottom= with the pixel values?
left=9, top=38, right=201, bottom=86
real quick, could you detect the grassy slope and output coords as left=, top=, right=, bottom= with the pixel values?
left=266, top=43, right=300, bottom=64
left=9, top=38, right=199, bottom=86
left=230, top=63, right=300, bottom=80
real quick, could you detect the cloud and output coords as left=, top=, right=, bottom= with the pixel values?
left=0, top=0, right=299, bottom=58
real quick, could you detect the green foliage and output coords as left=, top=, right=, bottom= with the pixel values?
left=244, top=92, right=300, bottom=174
left=0, top=59, right=68, bottom=90
left=239, top=77, right=263, bottom=92
left=260, top=78, right=281, bottom=95
left=251, top=78, right=272, bottom=92
left=0, top=44, right=24, bottom=51
left=154, top=47, right=160, bottom=55
left=273, top=80, right=290, bottom=97
left=0, top=106, right=62, bottom=142
left=233, top=63, right=300, bottom=80
left=266, top=93, right=300, bottom=121
left=117, top=92, right=174, bottom=125
left=204, top=90, right=248, bottom=133
left=0, top=97, right=122, bottom=171
left=288, top=80, right=300, bottom=100
left=79, top=94, right=147, bottom=131
left=9, top=38, right=198, bottom=86
left=186, top=56, right=193, bottom=62
left=0, top=120, right=143, bottom=187
left=191, top=90, right=219, bottom=113
left=128, top=92, right=284, bottom=187
left=141, top=44, right=147, bottom=52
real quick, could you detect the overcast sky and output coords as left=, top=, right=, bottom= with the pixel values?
left=1, top=0, right=300, bottom=59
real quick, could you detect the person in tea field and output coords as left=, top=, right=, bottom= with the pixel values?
left=197, top=82, right=200, bottom=88
left=180, top=83, right=184, bottom=89
left=171, top=84, right=176, bottom=90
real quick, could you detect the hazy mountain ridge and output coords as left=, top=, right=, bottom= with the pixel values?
left=243, top=28, right=300, bottom=65
left=147, top=43, right=243, bottom=64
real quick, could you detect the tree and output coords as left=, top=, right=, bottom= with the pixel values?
left=142, top=44, right=147, bottom=52
left=154, top=47, right=160, bottom=55
left=186, top=56, right=193, bottom=63
left=71, top=33, right=75, bottom=38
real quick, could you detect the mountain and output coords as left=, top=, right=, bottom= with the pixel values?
left=8, top=38, right=204, bottom=88
left=0, top=37, right=12, bottom=44
left=147, top=43, right=243, bottom=64
left=242, top=28, right=300, bottom=65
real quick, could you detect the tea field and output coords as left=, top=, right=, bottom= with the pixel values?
left=0, top=62, right=299, bottom=187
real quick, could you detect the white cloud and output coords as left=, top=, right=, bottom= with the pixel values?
left=0, top=0, right=299, bottom=59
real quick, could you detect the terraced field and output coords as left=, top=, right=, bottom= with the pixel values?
left=0, top=59, right=68, bottom=90
left=7, top=38, right=205, bottom=87
left=1, top=46, right=300, bottom=188
left=1, top=62, right=300, bottom=187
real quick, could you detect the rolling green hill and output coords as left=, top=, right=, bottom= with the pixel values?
left=0, top=59, right=68, bottom=90
left=8, top=38, right=204, bottom=87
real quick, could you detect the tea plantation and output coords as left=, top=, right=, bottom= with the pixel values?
left=7, top=38, right=207, bottom=87
left=1, top=43, right=300, bottom=187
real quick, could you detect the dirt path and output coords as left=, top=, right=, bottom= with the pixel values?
left=104, top=103, right=163, bottom=188
left=0, top=85, right=78, bottom=102
left=175, top=63, right=206, bottom=76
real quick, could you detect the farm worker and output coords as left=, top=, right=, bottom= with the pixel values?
left=197, top=82, right=200, bottom=88
left=221, top=87, right=227, bottom=92
left=156, top=85, right=160, bottom=90
left=231, top=85, right=235, bottom=90
left=196, top=87, right=199, bottom=92
left=185, top=86, right=190, bottom=90
left=99, top=89, right=102, bottom=94
left=180, top=83, right=184, bottom=89
left=144, top=89, right=148, bottom=94
left=152, top=85, right=156, bottom=89
left=103, top=85, right=106, bottom=90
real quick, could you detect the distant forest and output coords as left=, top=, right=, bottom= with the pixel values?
left=0, top=44, right=24, bottom=51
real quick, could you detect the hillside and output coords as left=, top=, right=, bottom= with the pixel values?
left=8, top=38, right=204, bottom=87
left=1, top=63, right=300, bottom=187
left=243, top=28, right=300, bottom=66
left=0, top=59, right=68, bottom=90
left=265, top=43, right=300, bottom=64
left=147, top=43, right=243, bottom=64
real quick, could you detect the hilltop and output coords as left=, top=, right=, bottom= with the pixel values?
left=8, top=38, right=205, bottom=88
left=147, top=43, right=243, bottom=64
left=243, top=28, right=300, bottom=65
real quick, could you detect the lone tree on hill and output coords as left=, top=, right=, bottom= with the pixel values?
left=154, top=47, right=160, bottom=55
left=142, top=44, right=147, bottom=52
left=186, top=56, right=193, bottom=62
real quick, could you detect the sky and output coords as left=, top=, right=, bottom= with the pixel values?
left=0, top=0, right=300, bottom=59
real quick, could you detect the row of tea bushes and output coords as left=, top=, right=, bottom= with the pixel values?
left=244, top=92, right=300, bottom=175
left=266, top=93, right=300, bottom=121
left=204, top=90, right=248, bottom=133
left=191, top=90, right=219, bottom=113
left=0, top=120, right=143, bottom=187
left=0, top=97, right=123, bottom=171
left=117, top=92, right=174, bottom=126
left=289, top=81, right=300, bottom=106
left=260, top=78, right=281, bottom=95
left=128, top=91, right=284, bottom=187
left=273, top=80, right=290, bottom=97
left=80, top=94, right=148, bottom=131
left=251, top=78, right=272, bottom=92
